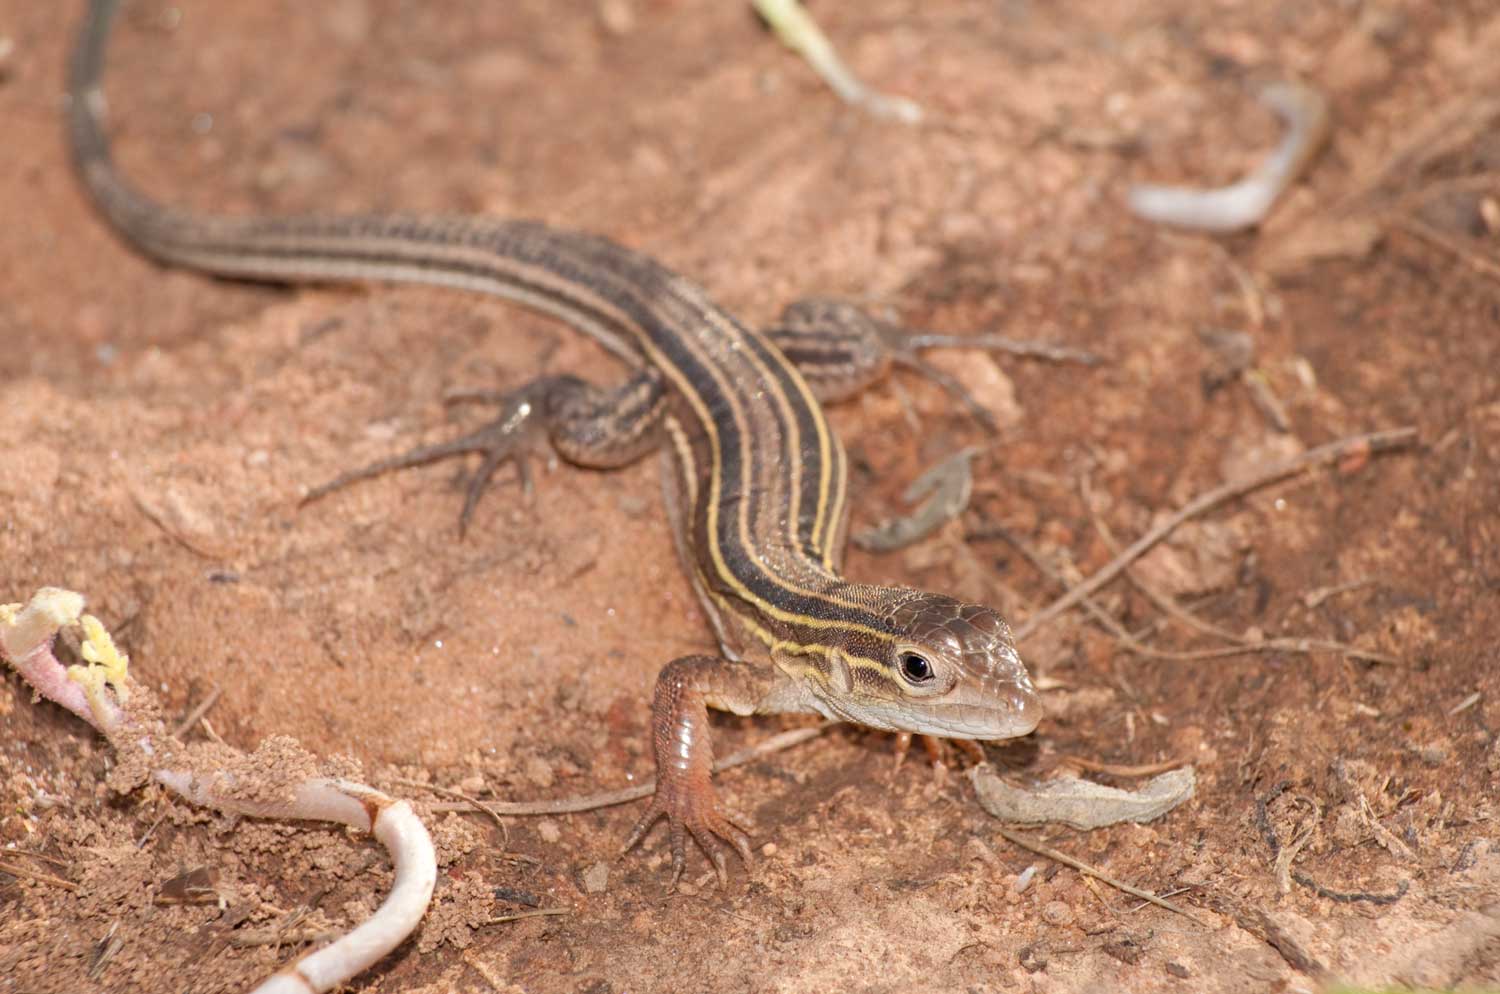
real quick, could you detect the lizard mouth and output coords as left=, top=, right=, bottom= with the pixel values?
left=814, top=681, right=1042, bottom=741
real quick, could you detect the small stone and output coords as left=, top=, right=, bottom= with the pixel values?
left=1482, top=198, right=1500, bottom=235
left=1135, top=518, right=1245, bottom=597
left=1041, top=900, right=1074, bottom=926
left=523, top=755, right=555, bottom=788
left=1417, top=741, right=1449, bottom=766
left=582, top=861, right=610, bottom=894
left=922, top=351, right=1022, bottom=431
left=536, top=819, right=561, bottom=844
left=598, top=0, right=636, bottom=35
left=1103, top=935, right=1145, bottom=964
left=1166, top=960, right=1191, bottom=979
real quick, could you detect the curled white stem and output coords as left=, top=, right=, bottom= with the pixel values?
left=0, top=588, right=103, bottom=725
left=2, top=587, right=438, bottom=994
left=1128, top=81, right=1329, bottom=232
left=154, top=772, right=437, bottom=994
left=752, top=0, right=923, bottom=123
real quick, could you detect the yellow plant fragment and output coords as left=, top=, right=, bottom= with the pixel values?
left=70, top=613, right=131, bottom=705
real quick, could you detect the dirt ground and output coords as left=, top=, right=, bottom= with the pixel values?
left=3, top=0, right=1500, bottom=991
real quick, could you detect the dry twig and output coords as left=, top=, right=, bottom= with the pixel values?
left=1013, top=427, right=1417, bottom=642
left=171, top=683, right=223, bottom=739
left=0, top=858, right=79, bottom=892
left=1083, top=484, right=1403, bottom=666
left=484, top=907, right=571, bottom=925
left=1056, top=756, right=1189, bottom=778
left=993, top=827, right=1211, bottom=927
left=429, top=723, right=833, bottom=816
left=393, top=777, right=509, bottom=842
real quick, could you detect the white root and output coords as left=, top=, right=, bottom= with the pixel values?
left=1128, top=81, right=1330, bottom=232
left=1, top=588, right=438, bottom=994
left=752, top=0, right=923, bottom=123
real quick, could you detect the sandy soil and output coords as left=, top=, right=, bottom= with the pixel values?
left=3, top=1, right=1499, bottom=991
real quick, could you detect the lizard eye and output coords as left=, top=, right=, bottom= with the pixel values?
left=899, top=652, right=934, bottom=684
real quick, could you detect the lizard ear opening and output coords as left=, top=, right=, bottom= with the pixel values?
left=826, top=648, right=853, bottom=695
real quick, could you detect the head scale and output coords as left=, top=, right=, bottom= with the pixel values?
left=814, top=591, right=1041, bottom=740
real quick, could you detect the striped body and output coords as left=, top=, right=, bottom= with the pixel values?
left=70, top=0, right=1039, bottom=882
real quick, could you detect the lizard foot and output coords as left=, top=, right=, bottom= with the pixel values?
left=891, top=731, right=987, bottom=776
left=302, top=380, right=556, bottom=535
left=622, top=777, right=753, bottom=890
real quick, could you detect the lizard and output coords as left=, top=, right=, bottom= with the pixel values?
left=67, top=0, right=1042, bottom=886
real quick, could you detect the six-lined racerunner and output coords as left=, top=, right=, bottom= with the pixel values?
left=68, top=0, right=1041, bottom=886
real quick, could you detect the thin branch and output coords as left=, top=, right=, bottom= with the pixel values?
left=171, top=683, right=222, bottom=739
left=0, top=858, right=79, bottom=892
left=975, top=518, right=1378, bottom=664
left=1394, top=216, right=1500, bottom=283
left=1084, top=487, right=1402, bottom=665
left=994, top=827, right=1212, bottom=927
left=1013, top=428, right=1417, bottom=642
left=1056, top=756, right=1189, bottom=778
left=392, top=778, right=509, bottom=842
left=429, top=723, right=833, bottom=816
left=483, top=907, right=572, bottom=925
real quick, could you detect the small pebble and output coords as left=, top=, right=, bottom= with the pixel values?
left=523, top=754, right=556, bottom=788
left=536, top=819, right=561, bottom=844
left=1041, top=900, right=1074, bottom=926
left=598, top=0, right=636, bottom=35
left=1481, top=197, right=1500, bottom=235
left=582, top=861, right=610, bottom=894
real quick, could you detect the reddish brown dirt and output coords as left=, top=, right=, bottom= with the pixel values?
left=3, top=1, right=1499, bottom=991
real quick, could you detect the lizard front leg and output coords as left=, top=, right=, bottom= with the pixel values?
left=623, top=654, right=792, bottom=888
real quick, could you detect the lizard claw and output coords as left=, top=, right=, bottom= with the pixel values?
left=301, top=382, right=552, bottom=535
left=890, top=731, right=986, bottom=779
left=623, top=781, right=753, bottom=889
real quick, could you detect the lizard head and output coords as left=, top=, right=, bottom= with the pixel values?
left=811, top=592, right=1042, bottom=741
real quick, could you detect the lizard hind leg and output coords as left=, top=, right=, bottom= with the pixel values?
left=302, top=368, right=667, bottom=535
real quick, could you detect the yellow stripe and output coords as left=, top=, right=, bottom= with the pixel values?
left=688, top=300, right=807, bottom=574
left=633, top=287, right=900, bottom=644
left=817, top=413, right=847, bottom=572
left=167, top=218, right=894, bottom=644
left=708, top=590, right=897, bottom=683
